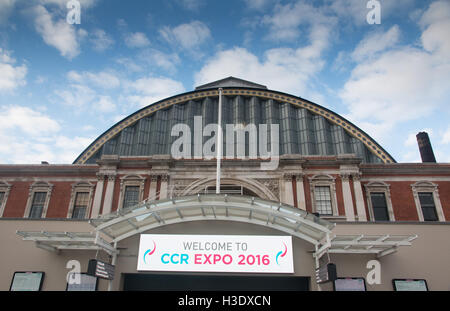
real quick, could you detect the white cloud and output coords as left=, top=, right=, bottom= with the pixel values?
left=177, top=0, right=205, bottom=11
left=55, top=70, right=121, bottom=113
left=195, top=2, right=334, bottom=96
left=54, top=83, right=97, bottom=108
left=195, top=36, right=328, bottom=97
left=139, top=49, right=181, bottom=73
left=0, top=48, right=27, bottom=92
left=0, top=0, right=17, bottom=24
left=57, top=69, right=185, bottom=113
left=339, top=2, right=450, bottom=137
left=0, top=130, right=94, bottom=164
left=261, top=1, right=336, bottom=42
left=159, top=21, right=211, bottom=50
left=442, top=127, right=450, bottom=145
left=52, top=135, right=96, bottom=163
left=126, top=76, right=185, bottom=108
left=115, top=57, right=143, bottom=73
left=67, top=70, right=121, bottom=89
left=38, top=0, right=98, bottom=9
left=0, top=105, right=60, bottom=136
left=32, top=5, right=82, bottom=59
left=243, top=0, right=276, bottom=11
left=351, top=25, right=400, bottom=61
left=125, top=32, right=150, bottom=48
left=95, top=96, right=116, bottom=113
left=90, top=29, right=115, bottom=52
left=419, top=0, right=450, bottom=60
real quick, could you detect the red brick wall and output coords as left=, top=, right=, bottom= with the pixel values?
left=389, top=182, right=419, bottom=221
left=334, top=176, right=346, bottom=216
left=111, top=178, right=121, bottom=213
left=143, top=176, right=150, bottom=200
left=2, top=182, right=31, bottom=217
left=45, top=182, right=72, bottom=218
left=99, top=177, right=107, bottom=215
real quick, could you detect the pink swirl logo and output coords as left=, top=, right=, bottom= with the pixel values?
left=143, top=240, right=156, bottom=264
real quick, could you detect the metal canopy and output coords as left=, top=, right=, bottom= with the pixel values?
left=16, top=231, right=116, bottom=255
left=89, top=194, right=335, bottom=246
left=16, top=195, right=418, bottom=260
left=327, top=234, right=418, bottom=258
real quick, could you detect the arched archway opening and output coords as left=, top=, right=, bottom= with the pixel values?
left=180, top=178, right=278, bottom=201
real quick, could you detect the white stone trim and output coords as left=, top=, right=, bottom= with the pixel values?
left=411, top=181, right=445, bottom=221
left=0, top=181, right=12, bottom=217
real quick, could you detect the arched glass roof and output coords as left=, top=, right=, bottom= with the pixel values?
left=74, top=78, right=395, bottom=164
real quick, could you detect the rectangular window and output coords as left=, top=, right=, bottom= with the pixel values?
left=123, top=186, right=140, bottom=209
left=72, top=192, right=89, bottom=219
left=314, top=186, right=333, bottom=215
left=418, top=192, right=438, bottom=221
left=370, top=192, right=389, bottom=221
left=29, top=192, right=46, bottom=219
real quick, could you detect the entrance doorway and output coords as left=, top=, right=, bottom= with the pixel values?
left=123, top=273, right=310, bottom=291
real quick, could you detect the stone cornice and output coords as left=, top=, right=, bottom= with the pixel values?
left=361, top=163, right=450, bottom=175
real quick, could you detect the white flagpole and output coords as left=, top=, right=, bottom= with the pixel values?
left=216, top=88, right=223, bottom=194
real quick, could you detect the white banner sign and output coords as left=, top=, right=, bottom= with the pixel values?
left=137, top=234, right=294, bottom=273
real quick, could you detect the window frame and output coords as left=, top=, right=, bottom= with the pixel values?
left=24, top=182, right=53, bottom=219
left=364, top=181, right=395, bottom=222
left=309, top=174, right=339, bottom=217
left=0, top=181, right=12, bottom=217
left=369, top=192, right=390, bottom=221
left=411, top=181, right=445, bottom=222
left=118, top=175, right=146, bottom=210
left=314, top=185, right=334, bottom=216
left=67, top=182, right=94, bottom=219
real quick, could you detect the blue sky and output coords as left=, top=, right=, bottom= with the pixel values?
left=0, top=0, right=449, bottom=164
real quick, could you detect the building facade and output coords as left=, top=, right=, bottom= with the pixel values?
left=1, top=78, right=449, bottom=291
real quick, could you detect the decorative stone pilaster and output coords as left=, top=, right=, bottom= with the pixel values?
left=91, top=174, right=105, bottom=218
left=280, top=173, right=295, bottom=206
left=101, top=173, right=116, bottom=215
left=294, top=173, right=306, bottom=211
left=148, top=175, right=158, bottom=200
left=159, top=174, right=169, bottom=200
left=340, top=173, right=355, bottom=221
left=352, top=173, right=367, bottom=221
